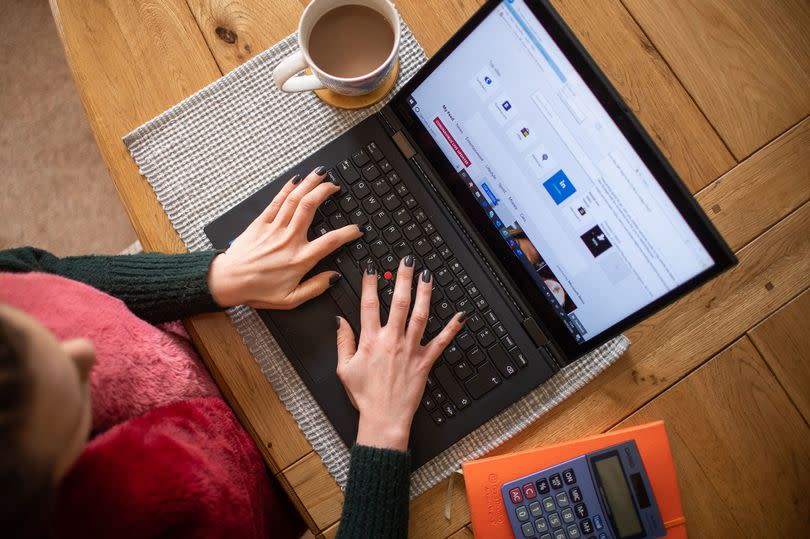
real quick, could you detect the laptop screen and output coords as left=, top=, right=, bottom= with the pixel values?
left=405, top=0, right=714, bottom=343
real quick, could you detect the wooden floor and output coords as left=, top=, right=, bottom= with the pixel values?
left=49, top=0, right=809, bottom=537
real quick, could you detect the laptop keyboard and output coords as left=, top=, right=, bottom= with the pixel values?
left=309, top=140, right=529, bottom=426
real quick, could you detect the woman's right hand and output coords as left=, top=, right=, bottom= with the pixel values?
left=335, top=256, right=466, bottom=451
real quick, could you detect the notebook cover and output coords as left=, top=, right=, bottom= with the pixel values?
left=461, top=421, right=686, bottom=538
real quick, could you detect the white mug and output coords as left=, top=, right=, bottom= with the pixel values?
left=272, top=0, right=401, bottom=96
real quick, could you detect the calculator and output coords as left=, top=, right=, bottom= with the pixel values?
left=500, top=440, right=665, bottom=539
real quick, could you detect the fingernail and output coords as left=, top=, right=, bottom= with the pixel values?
left=458, top=311, right=470, bottom=323
left=291, top=174, right=302, bottom=185
left=404, top=254, right=414, bottom=267
left=356, top=224, right=364, bottom=235
left=314, top=166, right=326, bottom=176
left=365, top=261, right=377, bottom=275
left=329, top=273, right=342, bottom=286
left=335, top=316, right=341, bottom=330
left=421, top=269, right=431, bottom=283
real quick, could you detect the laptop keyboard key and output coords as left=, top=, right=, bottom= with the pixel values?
left=467, top=346, right=485, bottom=365
left=449, top=259, right=463, bottom=274
left=393, top=208, right=411, bottom=226
left=362, top=163, right=380, bottom=180
left=430, top=409, right=446, bottom=426
left=435, top=267, right=453, bottom=286
left=393, top=241, right=410, bottom=259
left=477, top=328, right=496, bottom=348
left=367, top=142, right=384, bottom=161
left=424, top=252, right=442, bottom=271
left=338, top=160, right=360, bottom=183
left=404, top=195, right=418, bottom=209
left=435, top=364, right=471, bottom=409
left=436, top=300, right=454, bottom=320
left=394, top=183, right=409, bottom=197
left=382, top=192, right=401, bottom=211
left=405, top=223, right=423, bottom=242
left=321, top=199, right=338, bottom=216
left=370, top=240, right=388, bottom=258
left=352, top=149, right=370, bottom=167
left=466, top=313, right=484, bottom=332
left=352, top=180, right=371, bottom=198
left=426, top=315, right=441, bottom=335
left=414, top=208, right=428, bottom=223
left=465, top=361, right=501, bottom=399
left=362, top=196, right=381, bottom=213
left=381, top=254, right=398, bottom=271
left=457, top=332, right=475, bottom=350
left=510, top=347, right=529, bottom=369
left=414, top=237, right=432, bottom=255
left=474, top=296, right=488, bottom=311
left=442, top=402, right=456, bottom=418
left=422, top=221, right=436, bottom=235
left=454, top=360, right=474, bottom=381
left=329, top=212, right=348, bottom=229
left=386, top=171, right=401, bottom=185
left=372, top=178, right=391, bottom=196
left=349, top=241, right=368, bottom=261
left=339, top=194, right=358, bottom=212
left=444, top=344, right=463, bottom=364
left=446, top=283, right=464, bottom=301
left=422, top=394, right=436, bottom=411
left=489, top=344, right=517, bottom=378
left=483, top=310, right=498, bottom=326
left=458, top=272, right=471, bottom=286
left=455, top=297, right=473, bottom=315
left=383, top=225, right=401, bottom=244
left=379, top=159, right=393, bottom=174
left=349, top=208, right=368, bottom=225
left=371, top=210, right=390, bottom=228
left=439, top=245, right=453, bottom=259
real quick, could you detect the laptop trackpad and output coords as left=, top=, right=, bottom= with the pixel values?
left=263, top=294, right=340, bottom=384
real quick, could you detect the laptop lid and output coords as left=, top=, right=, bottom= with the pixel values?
left=387, top=0, right=736, bottom=358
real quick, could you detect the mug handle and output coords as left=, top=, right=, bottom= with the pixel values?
left=272, top=50, right=326, bottom=93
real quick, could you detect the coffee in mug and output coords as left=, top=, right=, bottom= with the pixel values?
left=272, top=0, right=401, bottom=96
left=308, top=5, right=395, bottom=79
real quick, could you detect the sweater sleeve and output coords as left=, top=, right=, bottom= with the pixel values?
left=0, top=247, right=222, bottom=323
left=336, top=445, right=411, bottom=539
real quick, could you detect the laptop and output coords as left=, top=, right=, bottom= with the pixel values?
left=205, top=0, right=736, bottom=468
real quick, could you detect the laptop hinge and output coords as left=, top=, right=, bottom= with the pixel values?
left=522, top=317, right=549, bottom=347
left=392, top=131, right=416, bottom=159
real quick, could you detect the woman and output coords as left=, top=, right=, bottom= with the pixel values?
left=0, top=168, right=464, bottom=538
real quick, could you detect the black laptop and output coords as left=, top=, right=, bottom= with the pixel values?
left=205, top=0, right=736, bottom=468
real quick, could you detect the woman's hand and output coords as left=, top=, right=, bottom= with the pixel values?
left=208, top=167, right=362, bottom=309
left=335, top=256, right=466, bottom=451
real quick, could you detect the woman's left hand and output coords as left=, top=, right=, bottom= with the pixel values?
left=207, top=167, right=363, bottom=309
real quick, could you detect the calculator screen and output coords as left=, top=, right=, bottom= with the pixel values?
left=593, top=455, right=643, bottom=537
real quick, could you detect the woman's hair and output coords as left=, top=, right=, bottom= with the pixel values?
left=0, top=314, right=54, bottom=538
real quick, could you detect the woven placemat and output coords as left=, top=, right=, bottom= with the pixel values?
left=123, top=21, right=629, bottom=497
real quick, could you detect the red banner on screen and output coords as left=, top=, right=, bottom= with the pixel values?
left=433, top=117, right=471, bottom=167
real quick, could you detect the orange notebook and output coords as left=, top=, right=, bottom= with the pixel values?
left=462, top=421, right=686, bottom=538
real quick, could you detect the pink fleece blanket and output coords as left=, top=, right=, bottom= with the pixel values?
left=0, top=272, right=304, bottom=538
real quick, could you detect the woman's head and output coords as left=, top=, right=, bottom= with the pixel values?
left=0, top=304, right=95, bottom=536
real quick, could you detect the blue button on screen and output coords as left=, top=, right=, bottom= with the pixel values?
left=543, top=170, right=576, bottom=205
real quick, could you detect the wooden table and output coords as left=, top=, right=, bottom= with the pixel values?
left=50, top=0, right=809, bottom=536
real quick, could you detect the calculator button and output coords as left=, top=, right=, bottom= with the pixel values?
left=536, top=478, right=550, bottom=494
left=509, top=488, right=524, bottom=504
left=567, top=524, right=581, bottom=538
left=549, top=474, right=564, bottom=490
left=529, top=501, right=543, bottom=518
left=521, top=522, right=537, bottom=538
left=569, top=487, right=582, bottom=503
left=523, top=483, right=537, bottom=499
left=555, top=491, right=569, bottom=508
left=574, top=503, right=588, bottom=519
left=592, top=514, right=604, bottom=530
left=579, top=518, right=594, bottom=535
left=561, top=507, right=575, bottom=524
left=542, top=496, right=555, bottom=512
left=516, top=505, right=530, bottom=522
left=562, top=468, right=577, bottom=485
left=548, top=512, right=561, bottom=529
left=534, top=517, right=548, bottom=533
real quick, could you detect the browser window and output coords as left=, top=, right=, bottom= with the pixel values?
left=408, top=0, right=713, bottom=342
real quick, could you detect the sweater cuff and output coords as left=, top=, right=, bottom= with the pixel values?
left=56, top=250, right=224, bottom=324
left=336, top=444, right=410, bottom=539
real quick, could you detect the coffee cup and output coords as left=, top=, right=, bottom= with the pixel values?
left=273, top=0, right=401, bottom=96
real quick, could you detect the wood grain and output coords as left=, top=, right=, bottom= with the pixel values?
left=284, top=451, right=345, bottom=530
left=696, top=117, right=810, bottom=251
left=548, top=0, right=735, bottom=192
left=616, top=336, right=810, bottom=538
left=749, top=290, right=810, bottom=423
left=622, top=0, right=810, bottom=159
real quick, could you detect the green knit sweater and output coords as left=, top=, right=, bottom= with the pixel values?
left=0, top=246, right=410, bottom=539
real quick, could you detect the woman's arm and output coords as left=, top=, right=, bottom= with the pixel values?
left=334, top=257, right=466, bottom=538
left=0, top=247, right=221, bottom=323
left=0, top=168, right=363, bottom=324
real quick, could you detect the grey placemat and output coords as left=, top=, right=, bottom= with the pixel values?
left=124, top=22, right=629, bottom=497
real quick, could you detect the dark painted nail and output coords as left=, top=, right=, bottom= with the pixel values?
left=458, top=311, right=470, bottom=323
left=404, top=255, right=414, bottom=267
left=356, top=224, right=364, bottom=235
left=335, top=316, right=341, bottom=329
left=314, top=166, right=327, bottom=176
left=329, top=273, right=342, bottom=286
left=365, top=261, right=377, bottom=275
left=291, top=174, right=302, bottom=185
left=421, top=269, right=431, bottom=283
